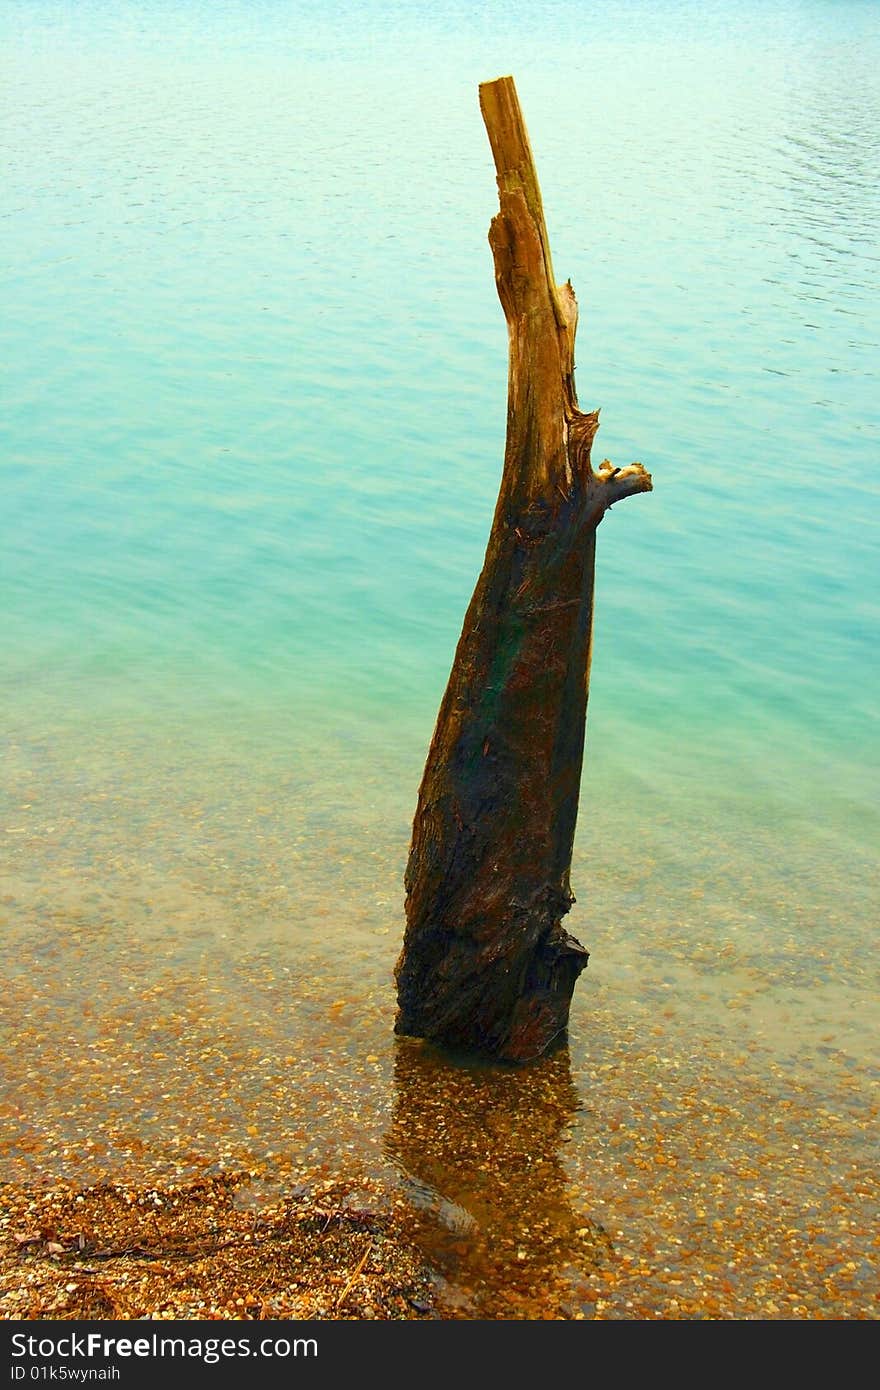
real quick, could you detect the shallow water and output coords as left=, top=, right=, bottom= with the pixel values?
left=2, top=0, right=878, bottom=1318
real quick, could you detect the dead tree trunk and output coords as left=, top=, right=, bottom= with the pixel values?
left=394, top=76, right=651, bottom=1062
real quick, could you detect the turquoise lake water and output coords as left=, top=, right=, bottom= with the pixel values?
left=2, top=1, right=878, bottom=1318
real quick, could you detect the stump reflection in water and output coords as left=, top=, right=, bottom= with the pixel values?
left=384, top=1037, right=611, bottom=1316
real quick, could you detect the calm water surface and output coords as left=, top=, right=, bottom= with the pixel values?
left=2, top=1, right=878, bottom=1317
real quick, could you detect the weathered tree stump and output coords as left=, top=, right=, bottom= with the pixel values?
left=394, top=76, right=652, bottom=1061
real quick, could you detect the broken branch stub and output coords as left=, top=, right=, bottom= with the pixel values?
left=394, top=76, right=651, bottom=1062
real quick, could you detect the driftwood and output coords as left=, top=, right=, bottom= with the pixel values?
left=394, top=76, right=651, bottom=1061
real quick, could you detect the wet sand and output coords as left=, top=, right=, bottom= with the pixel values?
left=2, top=743, right=877, bottom=1319
left=2, top=929, right=876, bottom=1320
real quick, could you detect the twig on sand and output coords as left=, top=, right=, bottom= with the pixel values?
left=335, top=1242, right=371, bottom=1312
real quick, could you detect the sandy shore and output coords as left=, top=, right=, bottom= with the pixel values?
left=0, top=1173, right=436, bottom=1321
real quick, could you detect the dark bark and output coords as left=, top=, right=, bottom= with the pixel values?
left=394, top=76, right=651, bottom=1061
